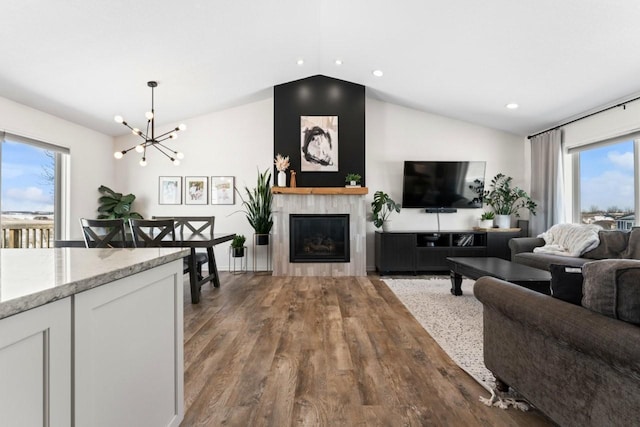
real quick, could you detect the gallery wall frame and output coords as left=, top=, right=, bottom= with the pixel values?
left=158, top=176, right=182, bottom=205
left=210, top=176, right=235, bottom=205
left=185, top=176, right=208, bottom=205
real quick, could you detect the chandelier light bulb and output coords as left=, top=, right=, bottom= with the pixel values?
left=132, top=128, right=140, bottom=136
left=135, top=145, right=144, bottom=153
left=114, top=115, right=124, bottom=123
left=173, top=158, right=180, bottom=166
left=169, top=132, right=178, bottom=139
left=114, top=151, right=123, bottom=159
left=176, top=152, right=184, bottom=159
left=145, top=111, right=154, bottom=120
left=178, top=123, right=187, bottom=131
left=139, top=158, right=147, bottom=167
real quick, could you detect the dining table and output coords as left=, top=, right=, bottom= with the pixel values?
left=55, top=231, right=235, bottom=304
left=163, top=232, right=235, bottom=303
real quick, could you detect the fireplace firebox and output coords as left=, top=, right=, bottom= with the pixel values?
left=289, top=214, right=350, bottom=263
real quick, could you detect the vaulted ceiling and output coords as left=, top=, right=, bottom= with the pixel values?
left=2, top=0, right=640, bottom=137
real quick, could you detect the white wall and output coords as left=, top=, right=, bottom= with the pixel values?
left=365, top=98, right=525, bottom=270
left=114, top=95, right=525, bottom=271
left=114, top=97, right=274, bottom=269
left=0, top=96, right=115, bottom=238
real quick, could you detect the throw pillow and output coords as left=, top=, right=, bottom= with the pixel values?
left=582, top=259, right=640, bottom=325
left=549, top=264, right=583, bottom=305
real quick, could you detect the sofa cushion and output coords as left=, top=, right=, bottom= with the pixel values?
left=622, top=228, right=640, bottom=259
left=514, top=252, right=588, bottom=271
left=549, top=264, right=583, bottom=305
left=583, top=230, right=629, bottom=259
left=582, top=259, right=640, bottom=325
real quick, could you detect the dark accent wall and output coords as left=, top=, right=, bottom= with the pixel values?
left=274, top=75, right=365, bottom=187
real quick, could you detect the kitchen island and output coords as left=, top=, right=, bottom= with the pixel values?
left=0, top=247, right=189, bottom=427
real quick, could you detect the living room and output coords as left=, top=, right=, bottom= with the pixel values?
left=1, top=2, right=640, bottom=426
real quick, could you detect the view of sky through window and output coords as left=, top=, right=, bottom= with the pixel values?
left=1, top=141, right=54, bottom=213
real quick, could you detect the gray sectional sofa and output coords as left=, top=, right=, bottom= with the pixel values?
left=509, top=228, right=640, bottom=271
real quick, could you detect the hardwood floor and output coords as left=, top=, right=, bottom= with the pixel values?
left=182, top=273, right=553, bottom=426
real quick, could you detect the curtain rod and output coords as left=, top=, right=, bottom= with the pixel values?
left=527, top=94, right=640, bottom=140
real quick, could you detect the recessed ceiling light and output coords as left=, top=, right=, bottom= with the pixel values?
left=506, top=103, right=519, bottom=109
left=372, top=69, right=384, bottom=77
left=297, top=59, right=304, bottom=66
left=335, top=59, right=343, bottom=65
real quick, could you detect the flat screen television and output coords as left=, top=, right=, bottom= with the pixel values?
left=401, top=161, right=486, bottom=209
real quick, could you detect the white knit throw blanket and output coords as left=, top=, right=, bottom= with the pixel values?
left=534, top=223, right=601, bottom=257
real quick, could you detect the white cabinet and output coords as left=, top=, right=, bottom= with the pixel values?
left=74, top=260, right=183, bottom=427
left=0, top=298, right=71, bottom=426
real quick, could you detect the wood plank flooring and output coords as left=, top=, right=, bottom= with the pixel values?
left=182, top=273, right=553, bottom=426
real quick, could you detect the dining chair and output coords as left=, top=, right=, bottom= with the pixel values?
left=140, top=218, right=207, bottom=279
left=129, top=218, right=176, bottom=247
left=80, top=218, right=127, bottom=248
left=153, top=216, right=213, bottom=271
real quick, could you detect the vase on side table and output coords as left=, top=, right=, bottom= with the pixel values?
left=277, top=171, right=286, bottom=187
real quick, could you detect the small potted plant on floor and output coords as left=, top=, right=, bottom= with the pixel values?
left=237, top=168, right=273, bottom=245
left=97, top=185, right=143, bottom=220
left=371, top=190, right=401, bottom=232
left=230, top=234, right=246, bottom=257
left=345, top=173, right=362, bottom=187
left=478, top=211, right=495, bottom=229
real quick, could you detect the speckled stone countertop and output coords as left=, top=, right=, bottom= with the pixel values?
left=0, top=247, right=189, bottom=320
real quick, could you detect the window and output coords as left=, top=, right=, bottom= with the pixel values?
left=1, top=133, right=69, bottom=248
left=573, top=139, right=636, bottom=229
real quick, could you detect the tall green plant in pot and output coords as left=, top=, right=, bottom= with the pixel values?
left=479, top=174, right=536, bottom=228
left=371, top=191, right=401, bottom=231
left=97, top=185, right=143, bottom=220
left=239, top=169, right=273, bottom=245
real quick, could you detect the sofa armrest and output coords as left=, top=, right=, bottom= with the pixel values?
left=474, top=277, right=640, bottom=371
left=508, top=237, right=545, bottom=258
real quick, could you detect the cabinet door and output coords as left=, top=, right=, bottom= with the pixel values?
left=74, top=260, right=183, bottom=427
left=0, top=298, right=71, bottom=426
left=376, top=232, right=416, bottom=273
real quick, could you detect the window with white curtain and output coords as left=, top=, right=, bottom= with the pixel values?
left=1, top=132, right=69, bottom=247
left=571, top=138, right=637, bottom=229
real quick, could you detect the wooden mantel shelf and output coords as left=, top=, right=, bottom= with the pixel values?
left=272, top=187, right=369, bottom=195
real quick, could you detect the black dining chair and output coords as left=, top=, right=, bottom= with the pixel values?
left=129, top=218, right=176, bottom=247
left=136, top=218, right=206, bottom=280
left=80, top=218, right=127, bottom=248
left=153, top=216, right=212, bottom=276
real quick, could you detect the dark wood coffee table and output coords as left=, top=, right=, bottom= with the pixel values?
left=446, top=257, right=551, bottom=296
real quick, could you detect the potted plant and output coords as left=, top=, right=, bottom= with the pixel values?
left=371, top=190, right=401, bottom=232
left=345, top=173, right=362, bottom=187
left=478, top=211, right=495, bottom=229
left=477, top=173, right=536, bottom=228
left=230, top=234, right=246, bottom=257
left=97, top=185, right=143, bottom=220
left=238, top=168, right=273, bottom=244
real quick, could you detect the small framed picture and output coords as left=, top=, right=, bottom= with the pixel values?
left=185, top=176, right=208, bottom=205
left=210, top=176, right=235, bottom=205
left=158, top=176, right=182, bottom=205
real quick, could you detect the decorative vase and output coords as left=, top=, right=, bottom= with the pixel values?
left=495, top=215, right=511, bottom=229
left=382, top=221, right=391, bottom=232
left=277, top=170, right=286, bottom=187
left=290, top=170, right=297, bottom=188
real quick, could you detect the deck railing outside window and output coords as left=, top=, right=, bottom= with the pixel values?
left=1, top=220, right=54, bottom=248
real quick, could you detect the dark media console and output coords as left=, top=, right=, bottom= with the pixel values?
left=374, top=229, right=522, bottom=274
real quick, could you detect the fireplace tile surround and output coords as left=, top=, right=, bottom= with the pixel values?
left=272, top=187, right=368, bottom=276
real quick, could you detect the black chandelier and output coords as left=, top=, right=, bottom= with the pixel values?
left=113, top=81, right=185, bottom=166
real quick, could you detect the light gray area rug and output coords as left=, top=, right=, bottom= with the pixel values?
left=382, top=277, right=495, bottom=392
